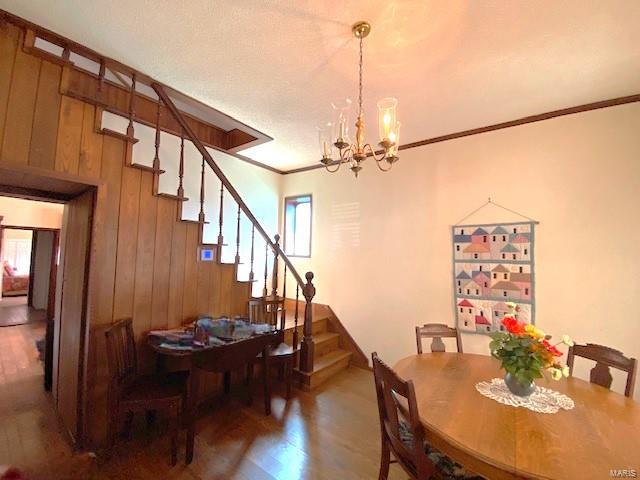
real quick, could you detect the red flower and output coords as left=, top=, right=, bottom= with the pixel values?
left=502, top=316, right=525, bottom=335
left=542, top=339, right=563, bottom=357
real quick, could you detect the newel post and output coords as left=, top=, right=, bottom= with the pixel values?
left=299, top=271, right=316, bottom=373
left=271, top=234, right=280, bottom=297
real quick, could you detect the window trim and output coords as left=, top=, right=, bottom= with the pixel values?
left=283, top=194, right=313, bottom=258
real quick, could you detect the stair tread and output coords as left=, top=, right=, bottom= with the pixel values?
left=156, top=192, right=189, bottom=202
left=309, top=349, right=351, bottom=373
left=313, top=332, right=340, bottom=344
left=100, top=128, right=139, bottom=143
left=130, top=163, right=165, bottom=174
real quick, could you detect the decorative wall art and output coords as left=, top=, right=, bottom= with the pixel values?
left=451, top=202, right=537, bottom=335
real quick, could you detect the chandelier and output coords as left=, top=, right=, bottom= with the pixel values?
left=319, top=21, right=400, bottom=177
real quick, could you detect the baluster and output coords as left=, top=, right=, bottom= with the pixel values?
left=249, top=225, right=255, bottom=283
left=153, top=100, right=161, bottom=172
left=293, top=284, right=300, bottom=352
left=97, top=59, right=105, bottom=104
left=177, top=133, right=185, bottom=199
left=61, top=46, right=70, bottom=62
left=235, top=204, right=241, bottom=264
left=280, top=263, right=287, bottom=331
left=127, top=73, right=136, bottom=138
left=299, top=272, right=316, bottom=373
left=198, top=157, right=205, bottom=224
left=271, top=234, right=280, bottom=298
left=217, top=183, right=225, bottom=252
left=262, top=243, right=268, bottom=297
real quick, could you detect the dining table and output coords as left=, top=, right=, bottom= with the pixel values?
left=147, top=321, right=281, bottom=463
left=393, top=352, right=640, bottom=480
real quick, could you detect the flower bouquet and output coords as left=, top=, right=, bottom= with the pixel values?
left=489, top=302, right=573, bottom=396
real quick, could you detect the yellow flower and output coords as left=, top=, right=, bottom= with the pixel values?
left=561, top=334, right=574, bottom=347
left=562, top=365, right=570, bottom=377
left=549, top=368, right=563, bottom=381
left=525, top=324, right=545, bottom=339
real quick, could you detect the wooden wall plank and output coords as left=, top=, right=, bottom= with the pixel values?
left=112, top=165, right=141, bottom=320
left=1, top=43, right=40, bottom=165
left=132, top=172, right=158, bottom=371
left=0, top=24, right=19, bottom=152
left=219, top=265, right=234, bottom=316
left=78, top=103, right=103, bottom=179
left=181, top=223, right=199, bottom=322
left=196, top=255, right=212, bottom=317
left=29, top=61, right=62, bottom=169
left=91, top=136, right=123, bottom=326
left=54, top=96, right=84, bottom=174
left=167, top=217, right=186, bottom=329
left=150, top=196, right=174, bottom=330
left=208, top=262, right=222, bottom=317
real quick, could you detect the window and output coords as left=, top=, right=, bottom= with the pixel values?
left=468, top=308, right=472, bottom=314
left=475, top=289, right=479, bottom=295
left=460, top=308, right=463, bottom=313
left=503, top=273, right=508, bottom=280
left=479, top=266, right=483, bottom=271
left=466, top=289, right=470, bottom=295
left=502, top=253, right=506, bottom=259
left=284, top=195, right=312, bottom=257
left=525, top=288, right=529, bottom=295
left=502, top=235, right=506, bottom=241
left=473, top=253, right=478, bottom=259
left=484, top=282, right=488, bottom=287
left=503, top=291, right=507, bottom=297
left=457, top=280, right=461, bottom=286
left=492, top=236, right=496, bottom=241
left=512, top=254, right=516, bottom=260
left=461, top=229, right=464, bottom=235
left=524, top=248, right=528, bottom=255
left=519, top=267, right=523, bottom=273
left=513, top=228, right=517, bottom=233
left=458, top=288, right=462, bottom=294
left=483, top=235, right=487, bottom=242
left=456, top=245, right=460, bottom=251
left=493, top=273, right=497, bottom=279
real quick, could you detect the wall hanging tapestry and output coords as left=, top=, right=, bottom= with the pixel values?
left=452, top=200, right=537, bottom=335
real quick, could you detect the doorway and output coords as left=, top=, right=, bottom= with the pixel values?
left=0, top=186, right=95, bottom=448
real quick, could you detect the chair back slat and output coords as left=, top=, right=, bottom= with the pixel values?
left=567, top=343, right=637, bottom=398
left=372, top=352, right=436, bottom=479
left=104, top=318, right=137, bottom=389
left=415, top=323, right=463, bottom=354
left=248, top=297, right=284, bottom=329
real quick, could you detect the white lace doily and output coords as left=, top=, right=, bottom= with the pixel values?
left=475, top=378, right=575, bottom=414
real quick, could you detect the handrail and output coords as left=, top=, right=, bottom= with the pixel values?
left=152, top=83, right=317, bottom=373
left=152, top=83, right=305, bottom=288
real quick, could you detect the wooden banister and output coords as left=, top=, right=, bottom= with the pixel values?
left=151, top=83, right=316, bottom=373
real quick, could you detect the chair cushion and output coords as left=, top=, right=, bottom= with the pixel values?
left=398, top=422, right=484, bottom=480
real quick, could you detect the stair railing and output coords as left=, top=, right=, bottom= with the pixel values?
left=152, top=84, right=316, bottom=373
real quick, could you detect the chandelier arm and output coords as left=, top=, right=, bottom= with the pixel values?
left=323, top=161, right=342, bottom=174
left=364, top=143, right=387, bottom=162
left=339, top=146, right=354, bottom=164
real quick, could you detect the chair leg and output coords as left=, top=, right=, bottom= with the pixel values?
left=378, top=438, right=391, bottom=480
left=223, top=370, right=231, bottom=394
left=262, top=346, right=271, bottom=416
left=186, top=367, right=199, bottom=464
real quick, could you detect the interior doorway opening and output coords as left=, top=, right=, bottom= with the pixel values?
left=0, top=181, right=95, bottom=449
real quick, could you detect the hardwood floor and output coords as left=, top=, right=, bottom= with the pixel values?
left=0, top=321, right=404, bottom=480
left=0, top=296, right=46, bottom=327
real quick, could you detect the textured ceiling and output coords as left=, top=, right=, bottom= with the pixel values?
left=2, top=0, right=640, bottom=171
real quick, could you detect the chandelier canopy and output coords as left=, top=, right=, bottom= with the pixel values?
left=319, top=21, right=400, bottom=177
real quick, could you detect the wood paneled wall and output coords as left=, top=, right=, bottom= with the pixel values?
left=0, top=23, right=250, bottom=446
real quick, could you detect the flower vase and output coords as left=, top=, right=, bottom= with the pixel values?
left=504, top=373, right=535, bottom=397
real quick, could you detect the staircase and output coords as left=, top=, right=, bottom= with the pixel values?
left=7, top=12, right=367, bottom=386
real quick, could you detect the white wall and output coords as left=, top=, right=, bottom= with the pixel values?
left=281, top=102, right=640, bottom=399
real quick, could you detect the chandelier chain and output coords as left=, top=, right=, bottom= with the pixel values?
left=358, top=36, right=363, bottom=117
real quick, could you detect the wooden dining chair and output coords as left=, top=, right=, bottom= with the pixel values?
left=248, top=297, right=296, bottom=400
left=104, top=318, right=188, bottom=465
left=415, top=323, right=463, bottom=354
left=372, top=352, right=482, bottom=480
left=567, top=343, right=637, bottom=398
